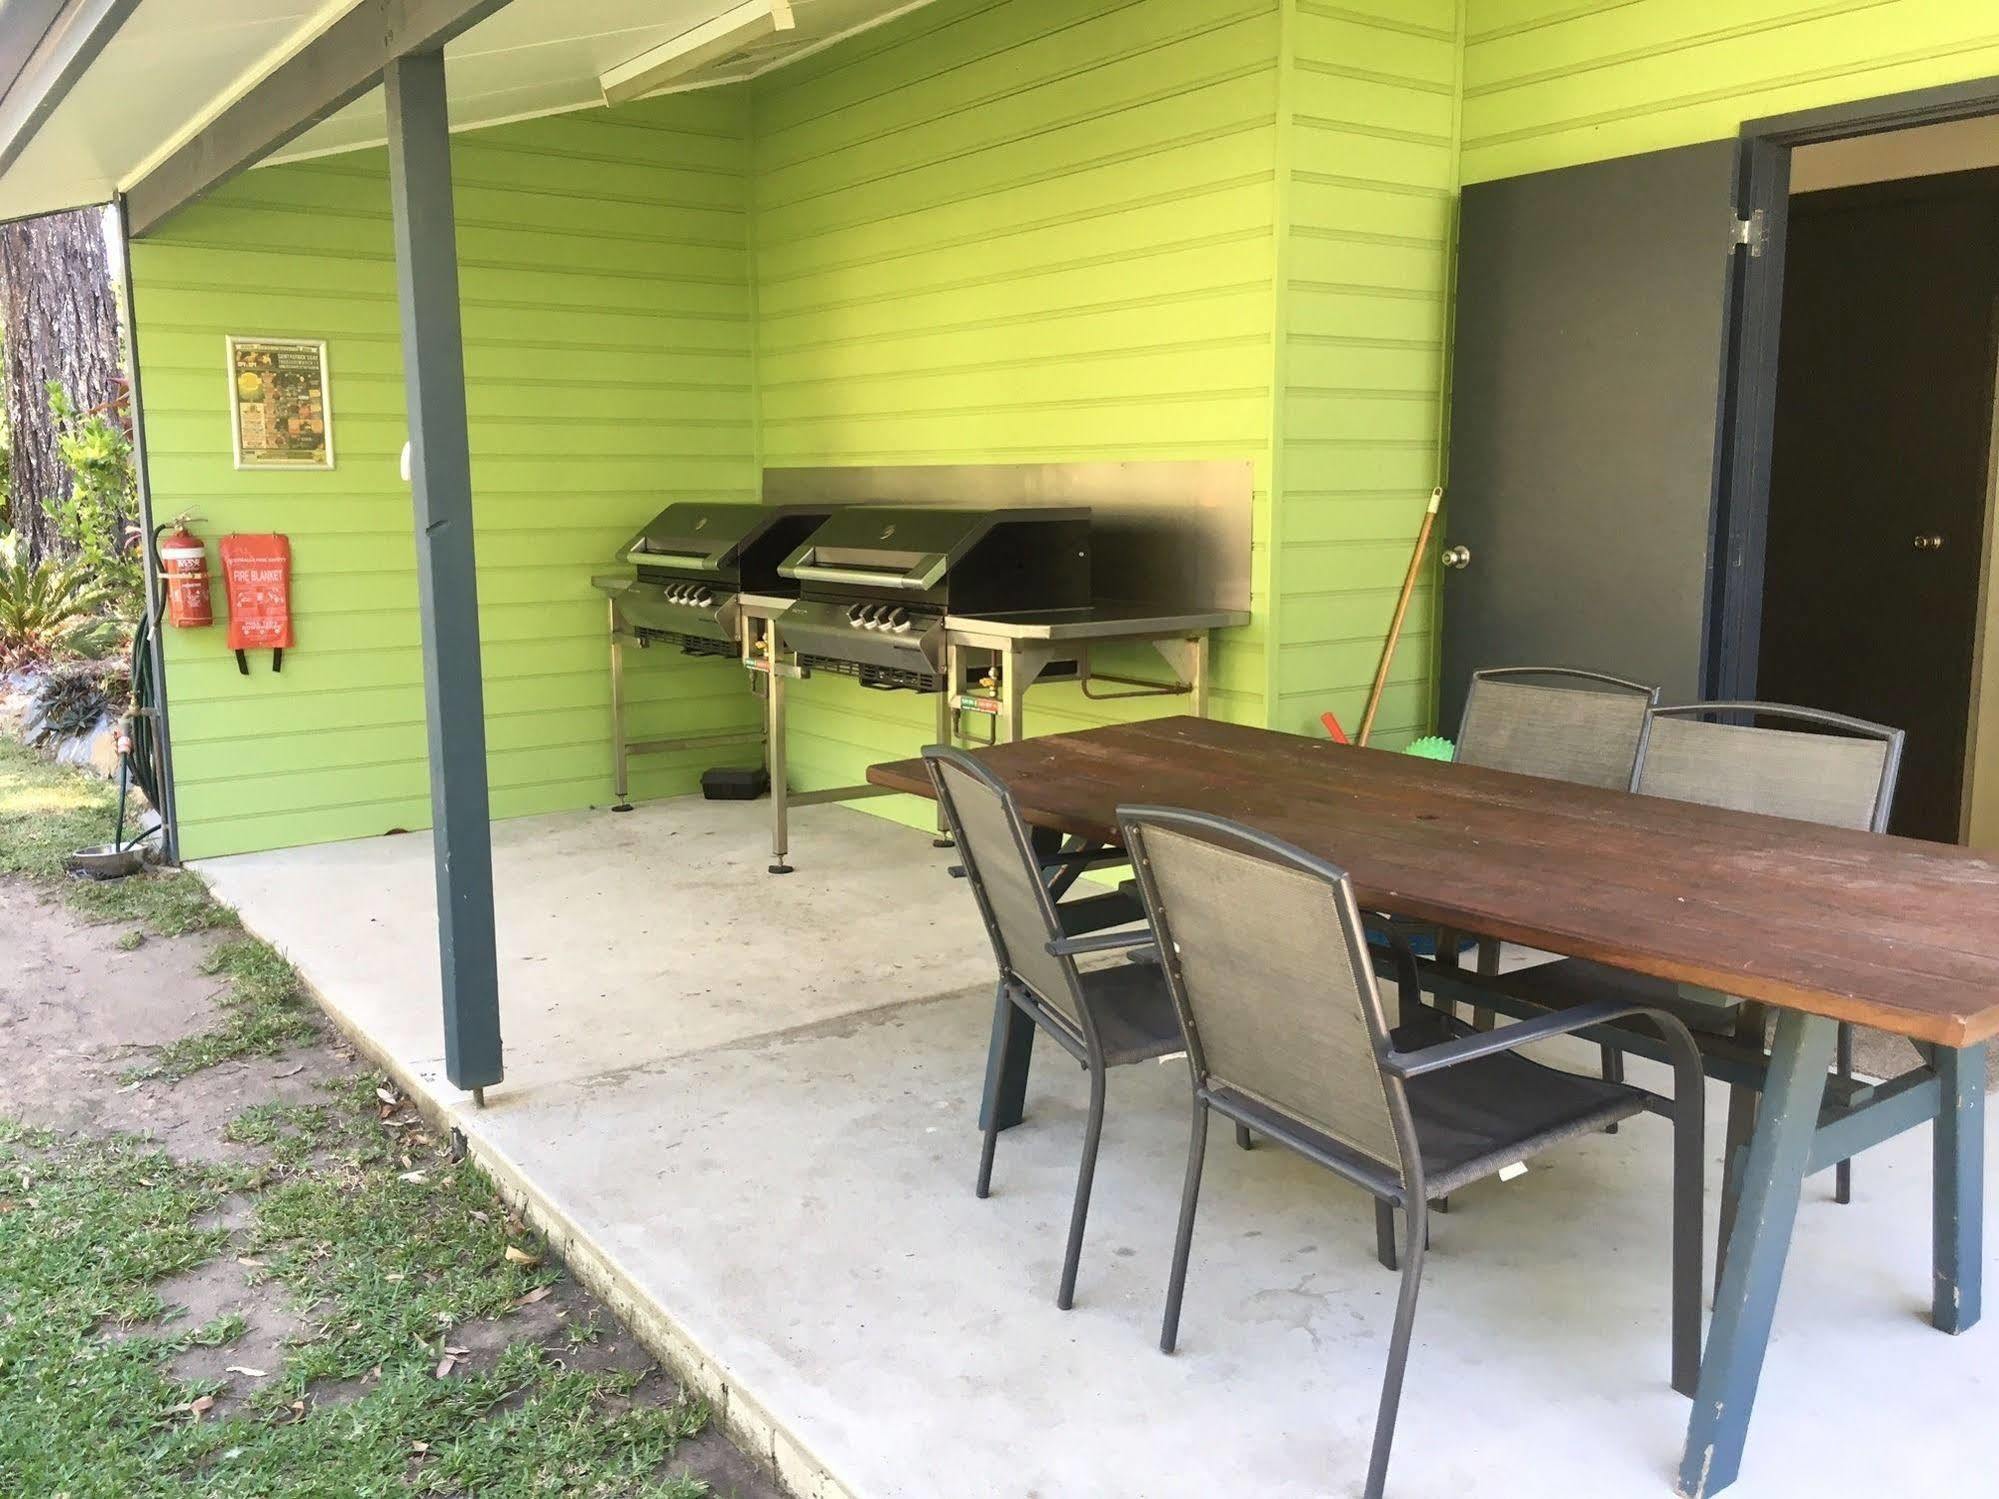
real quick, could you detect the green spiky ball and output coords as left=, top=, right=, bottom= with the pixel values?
left=1402, top=735, right=1455, bottom=762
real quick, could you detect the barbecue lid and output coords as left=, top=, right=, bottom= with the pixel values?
left=618, top=503, right=826, bottom=574
left=778, top=506, right=1088, bottom=592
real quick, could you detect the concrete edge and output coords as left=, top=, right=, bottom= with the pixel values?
left=208, top=880, right=859, bottom=1499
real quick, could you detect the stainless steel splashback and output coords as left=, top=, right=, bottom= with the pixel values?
left=761, top=461, right=1253, bottom=612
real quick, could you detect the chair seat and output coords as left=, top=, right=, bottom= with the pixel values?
left=1212, top=1012, right=1646, bottom=1201
left=1019, top=960, right=1183, bottom=1067
left=1396, top=1017, right=1647, bottom=1197
left=1517, top=957, right=1743, bottom=1036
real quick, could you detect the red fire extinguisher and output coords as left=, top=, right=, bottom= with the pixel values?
left=155, top=519, right=213, bottom=628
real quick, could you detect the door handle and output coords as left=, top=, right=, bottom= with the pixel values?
left=1440, top=545, right=1472, bottom=570
left=1914, top=532, right=1945, bottom=551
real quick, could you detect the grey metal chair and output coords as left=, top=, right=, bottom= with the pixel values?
left=1457, top=665, right=1660, bottom=790
left=1637, top=702, right=1901, bottom=1211
left=923, top=745, right=1184, bottom=1311
left=1430, top=668, right=1660, bottom=1067
left=1515, top=702, right=1900, bottom=1222
left=1120, top=807, right=1706, bottom=1499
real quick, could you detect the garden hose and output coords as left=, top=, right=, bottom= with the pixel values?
left=119, top=610, right=165, bottom=850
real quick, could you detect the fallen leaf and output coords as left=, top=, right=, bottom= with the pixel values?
left=236, top=1256, right=266, bottom=1269
left=225, top=1365, right=267, bottom=1378
left=468, top=1210, right=489, bottom=1224
left=411, top=1441, right=430, bottom=1455
left=512, top=1285, right=552, bottom=1308
left=435, top=1354, right=457, bottom=1378
left=176, top=1395, right=216, bottom=1421
left=397, top=1170, right=428, bottom=1185
left=503, top=1245, right=541, bottom=1268
left=376, top=1087, right=399, bottom=1107
left=274, top=1063, right=305, bottom=1078
left=385, top=1272, right=405, bottom=1283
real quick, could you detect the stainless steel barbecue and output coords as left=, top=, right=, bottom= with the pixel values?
left=595, top=502, right=832, bottom=657
left=594, top=501, right=833, bottom=811
left=774, top=505, right=1092, bottom=691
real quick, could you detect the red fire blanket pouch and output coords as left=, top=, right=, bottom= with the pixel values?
left=219, top=533, right=294, bottom=674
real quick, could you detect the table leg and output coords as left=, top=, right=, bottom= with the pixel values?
left=979, top=984, right=1036, bottom=1133
left=1933, top=1041, right=1986, bottom=1334
left=977, top=824, right=1067, bottom=1131
left=1679, top=1010, right=1835, bottom=1499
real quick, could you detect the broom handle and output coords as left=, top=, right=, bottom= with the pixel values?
left=1357, top=487, right=1442, bottom=747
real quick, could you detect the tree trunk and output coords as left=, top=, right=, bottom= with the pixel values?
left=0, top=207, right=121, bottom=564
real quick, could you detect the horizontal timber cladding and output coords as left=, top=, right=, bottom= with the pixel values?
left=1271, top=0, right=1460, bottom=745
left=133, top=93, right=761, bottom=860
left=1460, top=0, right=1999, bottom=183
left=748, top=0, right=1283, bottom=823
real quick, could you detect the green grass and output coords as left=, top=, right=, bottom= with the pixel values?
left=0, top=746, right=728, bottom=1494
left=0, top=1083, right=717, bottom=1497
left=137, top=937, right=320, bottom=1083
left=0, top=736, right=233, bottom=937
left=0, top=739, right=315, bottom=1079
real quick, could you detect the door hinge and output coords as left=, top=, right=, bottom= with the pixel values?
left=1729, top=208, right=1767, bottom=257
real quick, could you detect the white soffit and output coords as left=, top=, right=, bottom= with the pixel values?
left=0, top=0, right=937, bottom=223
left=0, top=0, right=350, bottom=221
left=276, top=0, right=937, bottom=163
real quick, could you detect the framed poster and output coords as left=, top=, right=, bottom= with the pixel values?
left=227, top=336, right=334, bottom=470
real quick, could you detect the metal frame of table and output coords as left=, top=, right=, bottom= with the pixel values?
left=866, top=719, right=1995, bottom=1498
left=748, top=599, right=1245, bottom=874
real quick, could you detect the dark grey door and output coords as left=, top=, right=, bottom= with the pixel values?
left=1440, top=140, right=1745, bottom=732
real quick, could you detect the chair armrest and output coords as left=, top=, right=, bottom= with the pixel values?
left=1384, top=996, right=1690, bottom=1079
left=1047, top=928, right=1157, bottom=958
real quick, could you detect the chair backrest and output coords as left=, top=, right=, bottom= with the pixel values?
left=1119, top=806, right=1410, bottom=1181
left=923, top=746, right=1083, bottom=1032
left=1456, top=666, right=1659, bottom=790
left=1633, top=702, right=1903, bottom=832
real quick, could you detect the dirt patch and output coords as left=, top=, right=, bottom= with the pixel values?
left=0, top=875, right=787, bottom=1498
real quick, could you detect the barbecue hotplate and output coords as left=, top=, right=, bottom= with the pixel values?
left=596, top=502, right=831, bottom=654
left=774, top=506, right=1091, bottom=690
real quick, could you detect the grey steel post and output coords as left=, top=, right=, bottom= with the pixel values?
left=385, top=48, right=502, bottom=1097
left=113, top=195, right=182, bottom=865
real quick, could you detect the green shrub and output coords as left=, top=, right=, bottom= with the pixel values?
left=0, top=531, right=120, bottom=668
left=47, top=381, right=143, bottom=618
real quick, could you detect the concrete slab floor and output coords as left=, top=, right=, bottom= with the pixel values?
left=200, top=799, right=1997, bottom=1499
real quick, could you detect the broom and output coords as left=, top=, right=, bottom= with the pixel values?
left=1354, top=486, right=1443, bottom=748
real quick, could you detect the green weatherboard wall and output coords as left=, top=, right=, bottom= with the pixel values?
left=749, top=0, right=1282, bottom=813
left=134, top=0, right=1999, bottom=858
left=134, top=95, right=760, bottom=859
left=1460, top=1, right=1999, bottom=183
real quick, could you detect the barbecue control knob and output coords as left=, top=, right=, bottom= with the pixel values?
left=847, top=603, right=867, bottom=624
left=694, top=588, right=714, bottom=607
left=888, top=607, right=911, bottom=633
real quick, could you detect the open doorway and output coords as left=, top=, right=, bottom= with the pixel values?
left=1756, top=128, right=1999, bottom=843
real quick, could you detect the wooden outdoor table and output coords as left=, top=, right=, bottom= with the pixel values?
left=870, top=715, right=1999, bottom=1498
